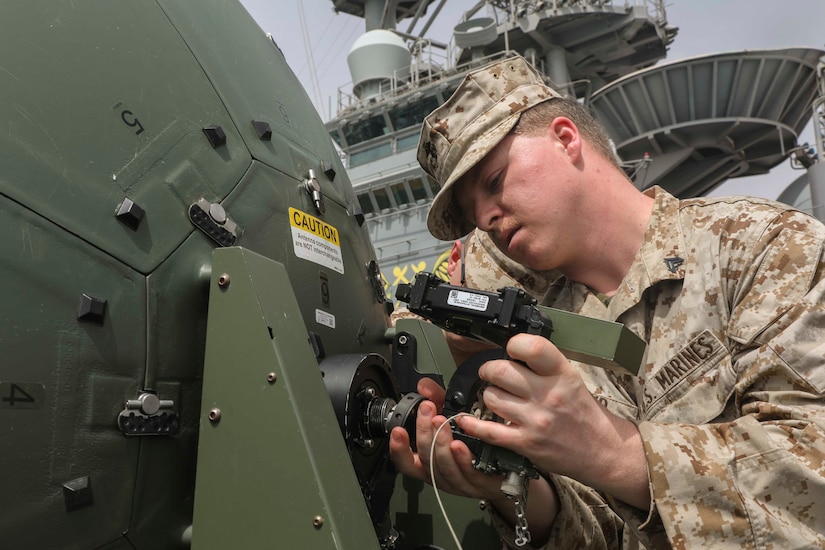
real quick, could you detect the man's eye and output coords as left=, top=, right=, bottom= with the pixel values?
left=488, top=174, right=501, bottom=192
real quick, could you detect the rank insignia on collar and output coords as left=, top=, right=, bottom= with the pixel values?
left=664, top=257, right=684, bottom=273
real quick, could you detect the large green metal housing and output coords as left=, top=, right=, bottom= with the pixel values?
left=0, top=1, right=497, bottom=548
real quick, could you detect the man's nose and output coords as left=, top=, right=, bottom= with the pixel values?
left=475, top=201, right=499, bottom=232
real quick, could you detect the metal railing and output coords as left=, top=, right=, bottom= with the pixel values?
left=333, top=0, right=671, bottom=117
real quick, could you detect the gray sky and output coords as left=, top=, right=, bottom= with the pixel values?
left=240, top=0, right=825, bottom=200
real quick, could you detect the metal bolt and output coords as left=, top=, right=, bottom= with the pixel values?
left=397, top=334, right=408, bottom=346
left=313, top=515, right=324, bottom=529
left=138, top=393, right=161, bottom=415
left=478, top=499, right=488, bottom=511
left=209, top=202, right=227, bottom=225
left=208, top=408, right=221, bottom=423
left=357, top=386, right=377, bottom=403
left=267, top=372, right=277, bottom=384
left=218, top=274, right=230, bottom=288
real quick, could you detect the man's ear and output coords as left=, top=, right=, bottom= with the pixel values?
left=447, top=239, right=463, bottom=282
left=550, top=117, right=581, bottom=162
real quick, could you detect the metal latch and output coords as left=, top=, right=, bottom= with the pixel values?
left=118, top=392, right=179, bottom=436
left=189, top=198, right=239, bottom=247
left=304, top=169, right=325, bottom=214
left=367, top=260, right=386, bottom=303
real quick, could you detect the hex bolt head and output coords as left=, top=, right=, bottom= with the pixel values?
left=77, top=293, right=107, bottom=324
left=321, top=159, right=336, bottom=181
left=267, top=372, right=277, bottom=384
left=352, top=203, right=365, bottom=226
left=218, top=274, right=230, bottom=288
left=313, top=516, right=324, bottom=529
left=202, top=125, right=227, bottom=148
left=252, top=120, right=272, bottom=141
left=208, top=408, right=221, bottom=423
left=62, top=476, right=94, bottom=512
left=116, top=197, right=145, bottom=230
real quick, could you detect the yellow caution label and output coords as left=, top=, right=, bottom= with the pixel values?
left=289, top=208, right=340, bottom=245
left=289, top=207, right=344, bottom=274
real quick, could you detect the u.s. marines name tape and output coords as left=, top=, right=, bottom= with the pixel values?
left=289, top=207, right=344, bottom=274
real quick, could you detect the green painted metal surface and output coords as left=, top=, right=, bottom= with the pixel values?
left=390, top=320, right=501, bottom=549
left=0, top=0, right=569, bottom=548
left=538, top=306, right=646, bottom=375
left=0, top=0, right=389, bottom=547
left=192, top=248, right=380, bottom=549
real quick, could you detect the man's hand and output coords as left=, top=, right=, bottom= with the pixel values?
left=389, top=378, right=505, bottom=500
left=389, top=377, right=560, bottom=545
left=455, top=333, right=651, bottom=510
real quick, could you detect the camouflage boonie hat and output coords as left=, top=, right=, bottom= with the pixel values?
left=418, top=55, right=562, bottom=241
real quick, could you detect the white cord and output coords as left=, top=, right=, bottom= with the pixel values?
left=429, top=412, right=474, bottom=550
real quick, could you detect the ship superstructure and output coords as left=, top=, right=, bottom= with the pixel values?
left=325, top=0, right=824, bottom=300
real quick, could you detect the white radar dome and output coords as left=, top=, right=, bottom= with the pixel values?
left=347, top=29, right=411, bottom=100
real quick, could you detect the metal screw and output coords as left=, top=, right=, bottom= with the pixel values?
left=218, top=274, right=230, bottom=288
left=313, top=515, right=324, bottom=529
left=398, top=334, right=408, bottom=345
left=478, top=499, right=488, bottom=511
left=208, top=408, right=222, bottom=423
left=450, top=392, right=466, bottom=408
left=267, top=372, right=277, bottom=384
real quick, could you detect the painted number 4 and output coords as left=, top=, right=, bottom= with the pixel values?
left=1, top=382, right=41, bottom=408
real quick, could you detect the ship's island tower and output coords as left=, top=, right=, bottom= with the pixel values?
left=325, top=1, right=823, bottom=301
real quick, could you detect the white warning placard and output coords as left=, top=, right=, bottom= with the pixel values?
left=289, top=207, right=344, bottom=274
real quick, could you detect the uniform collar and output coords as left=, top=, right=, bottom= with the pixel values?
left=544, top=186, right=687, bottom=320
left=606, top=186, right=686, bottom=319
left=639, top=186, right=686, bottom=281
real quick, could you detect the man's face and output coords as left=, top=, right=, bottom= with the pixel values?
left=453, top=129, right=580, bottom=272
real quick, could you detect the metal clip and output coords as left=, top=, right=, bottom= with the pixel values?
left=304, top=169, right=325, bottom=214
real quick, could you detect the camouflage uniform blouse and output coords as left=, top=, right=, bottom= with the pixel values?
left=493, top=187, right=825, bottom=549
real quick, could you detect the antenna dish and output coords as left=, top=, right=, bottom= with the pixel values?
left=453, top=18, right=496, bottom=49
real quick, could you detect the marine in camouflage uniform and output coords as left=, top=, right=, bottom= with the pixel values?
left=402, top=54, right=825, bottom=548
